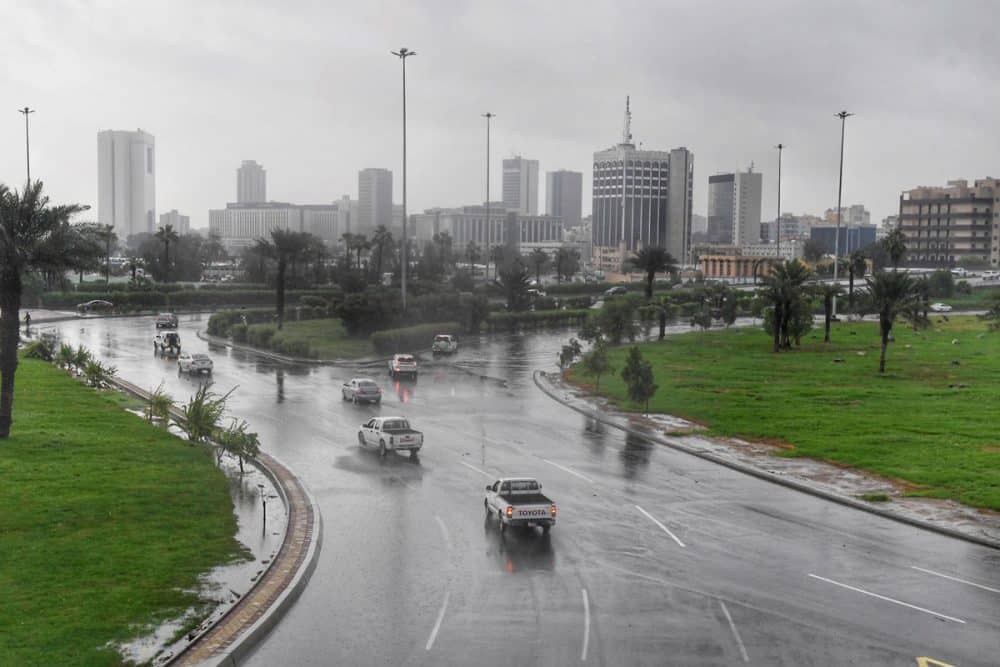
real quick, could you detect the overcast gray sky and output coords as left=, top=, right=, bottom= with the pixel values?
left=3, top=0, right=999, bottom=229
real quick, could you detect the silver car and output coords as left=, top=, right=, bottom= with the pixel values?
left=342, top=378, right=382, bottom=404
left=178, top=352, right=213, bottom=374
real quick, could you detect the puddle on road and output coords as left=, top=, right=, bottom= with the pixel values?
left=114, top=453, right=287, bottom=666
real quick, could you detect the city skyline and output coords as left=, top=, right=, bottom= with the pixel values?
left=4, top=2, right=1000, bottom=232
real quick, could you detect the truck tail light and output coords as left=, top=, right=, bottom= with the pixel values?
left=551, top=504, right=557, bottom=517
left=506, top=506, right=513, bottom=519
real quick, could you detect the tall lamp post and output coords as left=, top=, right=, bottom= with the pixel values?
left=832, top=110, right=853, bottom=318
left=391, top=48, right=416, bottom=311
left=482, top=112, right=495, bottom=281
left=18, top=107, right=35, bottom=183
left=775, top=143, right=784, bottom=262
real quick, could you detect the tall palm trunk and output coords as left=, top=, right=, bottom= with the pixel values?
left=848, top=269, right=855, bottom=315
left=772, top=303, right=782, bottom=353
left=276, top=256, right=287, bottom=329
left=823, top=295, right=833, bottom=343
left=0, top=281, right=23, bottom=438
left=645, top=270, right=654, bottom=299
left=163, top=241, right=170, bottom=282
left=879, top=328, right=889, bottom=373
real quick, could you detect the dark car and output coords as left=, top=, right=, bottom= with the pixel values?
left=604, top=285, right=629, bottom=297
left=155, top=312, right=178, bottom=328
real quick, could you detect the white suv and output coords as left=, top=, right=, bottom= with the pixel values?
left=388, top=354, right=418, bottom=379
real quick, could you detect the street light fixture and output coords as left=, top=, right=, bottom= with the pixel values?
left=832, top=110, right=853, bottom=318
left=482, top=112, right=495, bottom=281
left=257, top=483, right=267, bottom=531
left=18, top=106, right=35, bottom=183
left=391, top=47, right=416, bottom=311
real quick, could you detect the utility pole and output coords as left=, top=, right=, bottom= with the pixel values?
left=775, top=143, right=784, bottom=262
left=391, top=48, right=416, bottom=310
left=18, top=107, right=35, bottom=183
left=832, top=111, right=853, bottom=318
left=483, top=112, right=495, bottom=282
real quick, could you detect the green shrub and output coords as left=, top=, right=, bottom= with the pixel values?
left=230, top=323, right=248, bottom=342
left=247, top=324, right=277, bottom=348
left=299, top=295, right=329, bottom=310
left=484, top=308, right=590, bottom=332
left=272, top=337, right=312, bottom=358
left=369, top=322, right=462, bottom=354
left=22, top=339, right=55, bottom=361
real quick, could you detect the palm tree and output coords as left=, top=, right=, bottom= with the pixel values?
left=882, top=229, right=907, bottom=269
left=760, top=259, right=812, bottom=352
left=814, top=282, right=844, bottom=343
left=268, top=229, right=309, bottom=329
left=466, top=241, right=481, bottom=266
left=527, top=248, right=549, bottom=286
left=155, top=224, right=179, bottom=282
left=844, top=249, right=867, bottom=315
left=867, top=270, right=916, bottom=373
left=354, top=234, right=370, bottom=270
left=554, top=247, right=581, bottom=283
left=371, top=225, right=394, bottom=282
left=498, top=260, right=532, bottom=311
left=0, top=181, right=87, bottom=438
left=631, top=246, right=678, bottom=299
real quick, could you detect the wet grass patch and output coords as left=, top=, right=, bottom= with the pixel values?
left=0, top=359, right=246, bottom=665
left=568, top=317, right=1000, bottom=511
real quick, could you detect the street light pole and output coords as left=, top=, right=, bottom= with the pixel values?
left=482, top=112, right=495, bottom=282
left=775, top=143, right=784, bottom=262
left=391, top=48, right=416, bottom=311
left=832, top=111, right=853, bottom=318
left=18, top=107, right=35, bottom=184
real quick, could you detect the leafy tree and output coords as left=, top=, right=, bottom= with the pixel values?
left=526, top=248, right=550, bottom=286
left=0, top=181, right=87, bottom=438
left=554, top=246, right=581, bottom=283
left=465, top=241, right=482, bottom=270
left=179, top=384, right=233, bottom=444
left=882, top=229, right=907, bottom=268
left=217, top=418, right=261, bottom=474
left=432, top=231, right=454, bottom=271
left=594, top=296, right=639, bottom=344
left=154, top=224, right=179, bottom=282
left=813, top=283, right=843, bottom=343
left=630, top=246, right=677, bottom=299
left=655, top=296, right=676, bottom=340
left=558, top=338, right=583, bottom=371
left=901, top=277, right=931, bottom=331
left=498, top=260, right=531, bottom=311
left=867, top=271, right=917, bottom=373
left=621, top=346, right=658, bottom=414
left=803, top=239, right=826, bottom=264
left=580, top=337, right=613, bottom=390
left=450, top=269, right=475, bottom=292
left=417, top=240, right=446, bottom=282
left=927, top=269, right=955, bottom=298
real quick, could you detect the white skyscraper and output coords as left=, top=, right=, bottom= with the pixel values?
left=97, top=129, right=156, bottom=240
left=503, top=156, right=539, bottom=215
left=358, top=168, right=393, bottom=235
left=706, top=167, right=763, bottom=247
left=237, top=160, right=267, bottom=203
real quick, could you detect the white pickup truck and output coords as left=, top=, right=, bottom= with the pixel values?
left=358, top=416, right=423, bottom=459
left=484, top=477, right=556, bottom=535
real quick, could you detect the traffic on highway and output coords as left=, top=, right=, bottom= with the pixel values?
left=45, top=313, right=1000, bottom=666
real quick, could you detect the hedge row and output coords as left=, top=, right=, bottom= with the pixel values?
left=369, top=322, right=463, bottom=355
left=70, top=281, right=267, bottom=293
left=40, top=289, right=342, bottom=310
left=235, top=324, right=314, bottom=358
left=484, top=308, right=590, bottom=332
left=207, top=306, right=329, bottom=337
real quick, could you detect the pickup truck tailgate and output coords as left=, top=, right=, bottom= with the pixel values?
left=387, top=431, right=421, bottom=448
left=509, top=504, right=552, bottom=521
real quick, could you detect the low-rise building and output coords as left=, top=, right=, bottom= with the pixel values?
left=898, top=179, right=998, bottom=267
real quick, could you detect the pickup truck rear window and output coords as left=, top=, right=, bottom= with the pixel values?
left=509, top=480, right=539, bottom=492
left=382, top=420, right=410, bottom=431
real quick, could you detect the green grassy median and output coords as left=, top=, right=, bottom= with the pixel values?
left=569, top=316, right=1000, bottom=510
left=0, top=359, right=246, bottom=665
left=251, top=318, right=374, bottom=359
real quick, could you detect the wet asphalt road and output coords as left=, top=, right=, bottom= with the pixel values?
left=48, top=314, right=1000, bottom=667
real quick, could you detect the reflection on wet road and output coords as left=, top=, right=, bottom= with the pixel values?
left=51, top=314, right=1000, bottom=667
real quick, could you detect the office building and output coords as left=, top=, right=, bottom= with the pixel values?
left=158, top=209, right=190, bottom=235
left=336, top=195, right=359, bottom=236
left=706, top=167, right=763, bottom=247
left=503, top=156, right=540, bottom=215
left=209, top=202, right=302, bottom=251
left=546, top=170, right=582, bottom=229
left=824, top=204, right=870, bottom=227
left=237, top=160, right=266, bottom=203
left=898, top=178, right=999, bottom=266
left=809, top=224, right=877, bottom=256
left=97, top=129, right=156, bottom=240
left=411, top=205, right=563, bottom=254
left=358, top=168, right=393, bottom=235
left=591, top=99, right=694, bottom=272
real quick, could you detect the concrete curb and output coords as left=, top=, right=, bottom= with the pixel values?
left=105, top=376, right=323, bottom=665
left=532, top=370, right=1000, bottom=552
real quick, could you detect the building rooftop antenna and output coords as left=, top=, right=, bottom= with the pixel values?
left=622, top=95, right=633, bottom=145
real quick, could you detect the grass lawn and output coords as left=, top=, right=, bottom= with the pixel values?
left=270, top=318, right=374, bottom=359
left=0, top=359, right=246, bottom=665
left=569, top=316, right=1000, bottom=511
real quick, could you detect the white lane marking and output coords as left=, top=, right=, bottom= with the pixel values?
left=425, top=591, right=451, bottom=650
left=911, top=566, right=1000, bottom=595
left=542, top=458, right=595, bottom=484
left=435, top=515, right=453, bottom=552
left=634, top=505, right=686, bottom=548
left=458, top=460, right=492, bottom=478
left=719, top=601, right=749, bottom=663
left=807, top=574, right=966, bottom=624
left=581, top=588, right=590, bottom=662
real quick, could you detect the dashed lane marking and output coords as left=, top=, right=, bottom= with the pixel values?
left=807, top=574, right=965, bottom=624
left=425, top=591, right=451, bottom=651
left=911, top=565, right=1000, bottom=595
left=634, top=505, right=686, bottom=548
left=458, top=460, right=492, bottom=478
left=435, top=515, right=453, bottom=552
left=719, top=601, right=750, bottom=663
left=581, top=588, right=591, bottom=662
left=542, top=458, right=596, bottom=484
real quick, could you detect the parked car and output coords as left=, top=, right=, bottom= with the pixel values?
left=930, top=302, right=953, bottom=312
left=155, top=312, right=178, bottom=328
left=388, top=353, right=418, bottom=379
left=358, top=416, right=423, bottom=458
left=431, top=334, right=458, bottom=355
left=484, top=477, right=556, bottom=535
left=76, top=299, right=115, bottom=314
left=342, top=378, right=382, bottom=404
left=950, top=267, right=968, bottom=278
left=178, top=352, right=213, bottom=375
left=982, top=270, right=999, bottom=281
left=604, top=285, right=629, bottom=297
left=154, top=332, right=181, bottom=356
